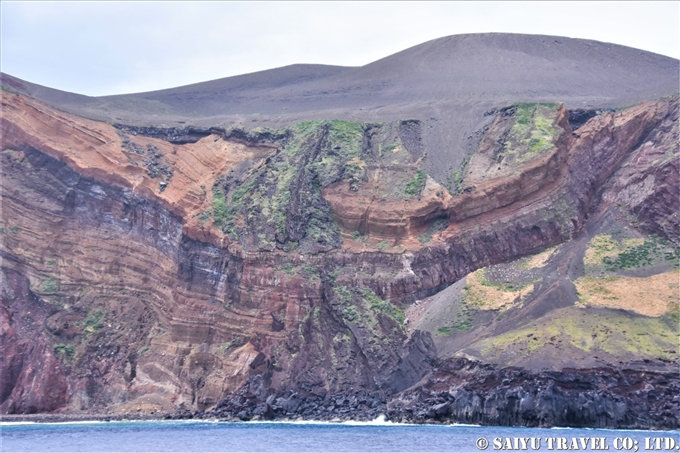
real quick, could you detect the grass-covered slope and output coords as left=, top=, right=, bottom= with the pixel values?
left=410, top=208, right=679, bottom=370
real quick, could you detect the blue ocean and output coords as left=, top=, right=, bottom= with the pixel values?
left=2, top=420, right=678, bottom=453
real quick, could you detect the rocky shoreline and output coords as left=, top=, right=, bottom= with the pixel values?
left=3, top=357, right=678, bottom=431
left=203, top=359, right=680, bottom=430
left=8, top=361, right=661, bottom=430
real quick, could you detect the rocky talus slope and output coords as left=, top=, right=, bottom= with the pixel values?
left=1, top=51, right=678, bottom=427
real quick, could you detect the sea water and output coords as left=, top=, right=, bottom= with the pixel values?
left=1, top=420, right=678, bottom=452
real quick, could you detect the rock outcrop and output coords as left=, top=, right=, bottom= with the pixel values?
left=386, top=358, right=679, bottom=429
left=1, top=81, right=678, bottom=428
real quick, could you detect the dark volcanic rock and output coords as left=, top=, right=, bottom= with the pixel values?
left=386, top=358, right=680, bottom=429
left=210, top=373, right=388, bottom=422
left=114, top=125, right=213, bottom=144
left=568, top=109, right=602, bottom=131
left=205, top=357, right=680, bottom=430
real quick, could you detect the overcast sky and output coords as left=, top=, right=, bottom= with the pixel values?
left=2, top=2, right=678, bottom=97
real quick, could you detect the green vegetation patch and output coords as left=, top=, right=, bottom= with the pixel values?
left=383, top=143, right=398, bottom=154
left=603, top=237, right=679, bottom=271
left=445, top=154, right=472, bottom=195
left=360, top=287, right=405, bottom=324
left=404, top=170, right=427, bottom=197
left=668, top=301, right=680, bottom=324
left=477, top=307, right=678, bottom=361
left=300, top=263, right=320, bottom=281
left=279, top=262, right=295, bottom=276
left=309, top=120, right=365, bottom=188
left=39, top=277, right=60, bottom=294
left=584, top=232, right=679, bottom=273
left=211, top=190, right=228, bottom=228
left=436, top=300, right=474, bottom=335
left=198, top=209, right=212, bottom=227
left=501, top=103, right=561, bottom=164
left=329, top=283, right=407, bottom=363
left=217, top=120, right=371, bottom=252
left=217, top=342, right=233, bottom=354
left=334, top=285, right=405, bottom=327
left=83, top=310, right=105, bottom=335
left=54, top=343, right=75, bottom=358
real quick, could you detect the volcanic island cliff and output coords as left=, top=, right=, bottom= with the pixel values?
left=1, top=34, right=678, bottom=429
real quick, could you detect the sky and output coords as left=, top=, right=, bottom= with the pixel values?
left=1, top=2, right=678, bottom=97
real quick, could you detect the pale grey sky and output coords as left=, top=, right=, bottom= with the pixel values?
left=2, top=1, right=678, bottom=96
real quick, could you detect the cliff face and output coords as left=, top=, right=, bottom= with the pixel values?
left=386, top=358, right=679, bottom=429
left=1, top=88, right=678, bottom=427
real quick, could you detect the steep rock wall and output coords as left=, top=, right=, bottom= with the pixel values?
left=1, top=92, right=677, bottom=419
left=386, top=358, right=679, bottom=429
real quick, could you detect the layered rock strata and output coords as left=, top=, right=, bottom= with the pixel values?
left=1, top=91, right=678, bottom=428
